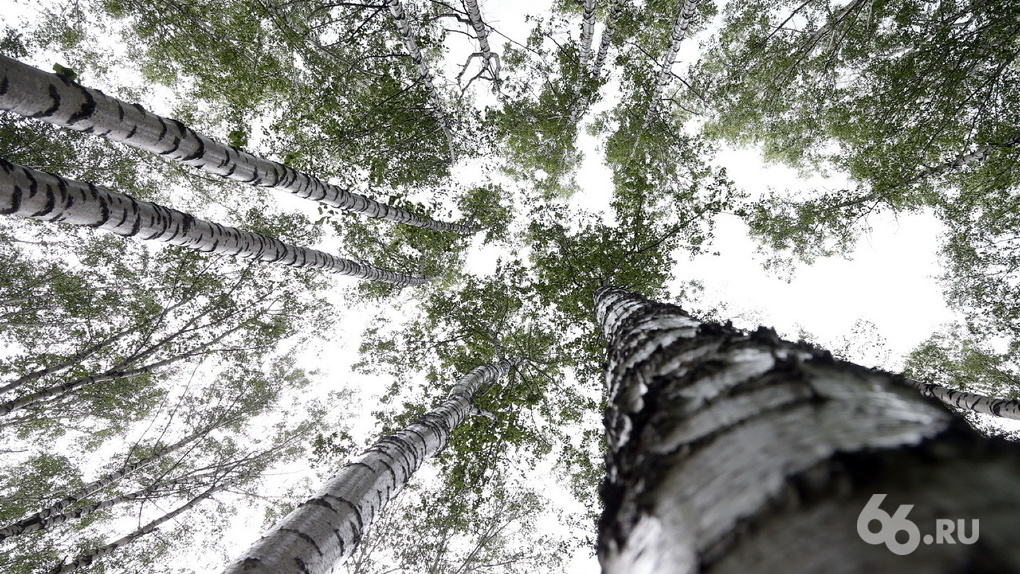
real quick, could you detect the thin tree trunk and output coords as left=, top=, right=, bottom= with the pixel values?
left=629, top=0, right=697, bottom=159
left=905, top=377, right=1020, bottom=421
left=0, top=327, right=134, bottom=396
left=591, top=0, right=626, bottom=78
left=0, top=421, right=222, bottom=539
left=386, top=0, right=457, bottom=161
left=0, top=472, right=211, bottom=540
left=463, top=0, right=499, bottom=81
left=0, top=159, right=430, bottom=286
left=595, top=286, right=1020, bottom=573
left=0, top=55, right=474, bottom=235
left=49, top=483, right=224, bottom=574
left=222, top=359, right=515, bottom=574
left=579, top=0, right=597, bottom=71
left=919, top=133, right=1020, bottom=179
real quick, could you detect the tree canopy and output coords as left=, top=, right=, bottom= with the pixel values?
left=2, top=0, right=1019, bottom=572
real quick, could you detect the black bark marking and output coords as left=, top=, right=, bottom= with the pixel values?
left=281, top=528, right=324, bottom=556
left=31, top=84, right=61, bottom=118
left=87, top=184, right=110, bottom=227
left=67, top=87, right=96, bottom=125
left=156, top=117, right=168, bottom=143
left=125, top=124, right=137, bottom=139
left=1, top=183, right=22, bottom=215
left=182, top=134, right=205, bottom=161
left=126, top=198, right=143, bottom=236
left=0, top=75, right=8, bottom=96
left=307, top=497, right=336, bottom=511
left=293, top=556, right=313, bottom=574
left=160, top=137, right=182, bottom=155
left=116, top=101, right=125, bottom=122
left=49, top=177, right=70, bottom=222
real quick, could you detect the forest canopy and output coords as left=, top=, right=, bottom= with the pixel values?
left=1, top=0, right=1019, bottom=572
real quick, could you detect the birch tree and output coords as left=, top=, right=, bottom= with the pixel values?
left=0, top=55, right=474, bottom=235
left=0, top=158, right=429, bottom=286
left=222, top=360, right=514, bottom=574
left=595, top=286, right=1020, bottom=572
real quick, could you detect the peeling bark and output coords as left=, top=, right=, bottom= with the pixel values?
left=0, top=159, right=429, bottom=286
left=222, top=359, right=514, bottom=574
left=595, top=286, right=1020, bottom=573
left=0, top=56, right=473, bottom=235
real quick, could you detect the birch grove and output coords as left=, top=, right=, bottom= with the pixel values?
left=0, top=55, right=473, bottom=235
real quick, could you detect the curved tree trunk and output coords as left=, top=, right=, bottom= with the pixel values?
left=0, top=55, right=474, bottom=235
left=222, top=359, right=515, bottom=574
left=387, top=0, right=457, bottom=162
left=595, top=286, right=1020, bottom=573
left=0, top=159, right=430, bottom=286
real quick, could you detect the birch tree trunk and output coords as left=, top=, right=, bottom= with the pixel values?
left=0, top=55, right=474, bottom=235
left=595, top=286, right=1020, bottom=573
left=0, top=421, right=223, bottom=540
left=0, top=159, right=430, bottom=286
left=579, top=0, right=597, bottom=71
left=630, top=0, right=697, bottom=158
left=591, top=0, right=625, bottom=78
left=222, top=359, right=514, bottom=574
left=387, top=0, right=458, bottom=161
left=463, top=0, right=499, bottom=82
left=905, top=378, right=1020, bottom=421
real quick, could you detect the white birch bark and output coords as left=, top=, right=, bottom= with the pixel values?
left=920, top=133, right=1020, bottom=179
left=222, top=359, right=514, bottom=574
left=386, top=0, right=458, bottom=161
left=463, top=0, right=499, bottom=82
left=905, top=377, right=1020, bottom=421
left=630, top=0, right=697, bottom=158
left=579, top=0, right=597, bottom=71
left=595, top=286, right=1020, bottom=573
left=0, top=159, right=430, bottom=286
left=0, top=55, right=474, bottom=235
left=591, top=0, right=626, bottom=78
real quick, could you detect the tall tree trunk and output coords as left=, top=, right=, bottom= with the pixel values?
left=905, top=377, right=1020, bottom=421
left=629, top=0, right=697, bottom=159
left=0, top=55, right=474, bottom=235
left=0, top=159, right=430, bottom=286
left=386, top=0, right=458, bottom=162
left=579, top=0, right=597, bottom=71
left=0, top=420, right=224, bottom=540
left=0, top=326, right=134, bottom=395
left=222, top=359, right=515, bottom=574
left=595, top=286, right=1020, bottom=573
left=463, top=0, right=499, bottom=82
left=591, top=0, right=626, bottom=78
